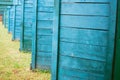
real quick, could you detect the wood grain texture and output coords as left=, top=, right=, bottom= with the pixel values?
left=9, top=6, right=15, bottom=34
left=12, top=3, right=22, bottom=40
left=32, top=0, right=54, bottom=70
left=20, top=0, right=34, bottom=51
left=52, top=0, right=117, bottom=80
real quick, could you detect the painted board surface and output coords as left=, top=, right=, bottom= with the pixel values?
left=9, top=6, right=15, bottom=34
left=0, top=0, right=18, bottom=5
left=20, top=0, right=34, bottom=51
left=32, top=0, right=54, bottom=70
left=12, top=4, right=22, bottom=40
left=52, top=0, right=117, bottom=80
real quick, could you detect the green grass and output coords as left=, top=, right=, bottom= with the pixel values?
left=0, top=22, right=51, bottom=80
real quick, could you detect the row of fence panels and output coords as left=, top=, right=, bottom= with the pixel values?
left=20, top=0, right=34, bottom=52
left=0, top=0, right=18, bottom=5
left=0, top=0, right=120, bottom=80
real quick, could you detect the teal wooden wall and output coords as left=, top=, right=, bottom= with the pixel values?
left=20, top=0, right=34, bottom=52
left=12, top=1, right=22, bottom=40
left=9, top=6, right=15, bottom=34
left=1, top=0, right=120, bottom=80
left=4, top=8, right=9, bottom=29
left=0, top=0, right=18, bottom=5
left=52, top=0, right=117, bottom=80
left=31, top=0, right=54, bottom=70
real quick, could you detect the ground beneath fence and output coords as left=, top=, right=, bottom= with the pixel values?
left=0, top=22, right=50, bottom=80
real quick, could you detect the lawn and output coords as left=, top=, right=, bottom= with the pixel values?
left=0, top=22, right=51, bottom=80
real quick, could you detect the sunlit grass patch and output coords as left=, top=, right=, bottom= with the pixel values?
left=0, top=22, right=51, bottom=80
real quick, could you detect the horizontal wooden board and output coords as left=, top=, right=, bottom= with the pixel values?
left=37, top=35, right=52, bottom=45
left=60, top=41, right=106, bottom=62
left=38, top=0, right=54, bottom=6
left=36, top=56, right=51, bottom=70
left=60, top=27, right=108, bottom=46
left=32, top=0, right=54, bottom=71
left=61, top=0, right=109, bottom=2
left=60, top=15, right=109, bottom=30
left=37, top=28, right=52, bottom=35
left=37, top=20, right=53, bottom=28
left=37, top=44, right=52, bottom=52
left=58, top=67, right=104, bottom=80
left=38, top=12, right=53, bottom=20
left=61, top=3, right=109, bottom=16
left=59, top=56, right=105, bottom=74
left=38, top=6, right=54, bottom=12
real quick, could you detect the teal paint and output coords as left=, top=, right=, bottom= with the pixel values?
left=52, top=0, right=117, bottom=80
left=31, top=0, right=54, bottom=70
left=31, top=0, right=37, bottom=70
left=5, top=9, right=9, bottom=28
left=0, top=0, right=18, bottom=5
left=20, top=0, right=34, bottom=52
left=9, top=6, right=15, bottom=34
left=12, top=0, right=23, bottom=40
left=7, top=6, right=11, bottom=33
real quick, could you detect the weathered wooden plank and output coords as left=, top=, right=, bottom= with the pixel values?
left=60, top=27, right=108, bottom=46
left=60, top=41, right=106, bottom=62
left=37, top=28, right=52, bottom=35
left=37, top=20, right=53, bottom=28
left=9, top=6, right=15, bottom=34
left=38, top=0, right=54, bottom=6
left=32, top=0, right=54, bottom=70
left=60, top=15, right=109, bottom=30
left=61, top=0, right=109, bottom=2
left=59, top=56, right=105, bottom=74
left=38, top=12, right=53, bottom=20
left=58, top=68, right=104, bottom=80
left=20, top=0, right=34, bottom=51
left=31, top=0, right=38, bottom=69
left=52, top=0, right=117, bottom=80
left=37, top=36, right=52, bottom=45
left=13, top=4, right=22, bottom=40
left=61, top=3, right=109, bottom=16
left=37, top=44, right=52, bottom=52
